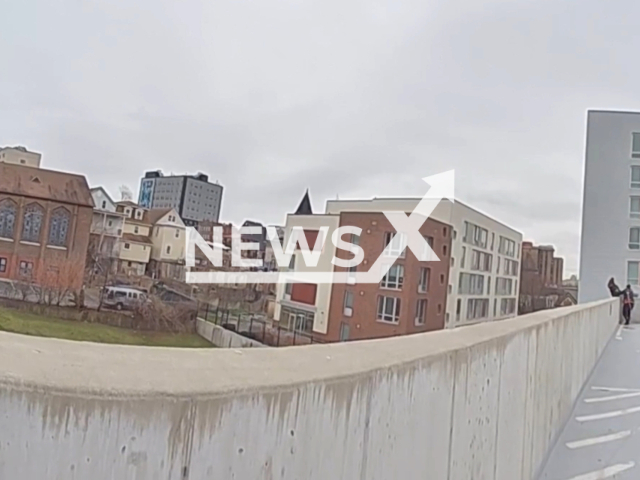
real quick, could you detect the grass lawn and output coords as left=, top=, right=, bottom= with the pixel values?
left=0, top=307, right=213, bottom=348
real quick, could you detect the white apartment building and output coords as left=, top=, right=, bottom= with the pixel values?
left=325, top=199, right=523, bottom=328
left=0, top=146, right=42, bottom=168
left=580, top=110, right=640, bottom=302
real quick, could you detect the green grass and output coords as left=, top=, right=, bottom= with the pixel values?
left=0, top=307, right=213, bottom=348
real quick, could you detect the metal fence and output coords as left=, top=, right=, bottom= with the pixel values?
left=196, top=302, right=324, bottom=347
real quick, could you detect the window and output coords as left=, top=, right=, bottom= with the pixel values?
left=496, top=256, right=500, bottom=273
left=19, top=260, right=33, bottom=277
left=471, top=250, right=492, bottom=272
left=384, top=232, right=406, bottom=258
left=166, top=245, right=171, bottom=254
left=339, top=322, right=350, bottom=342
left=347, top=265, right=357, bottom=284
left=498, top=237, right=516, bottom=257
left=458, top=273, right=485, bottom=295
left=632, top=133, right=640, bottom=158
left=344, top=291, right=354, bottom=317
left=134, top=226, right=139, bottom=234
left=107, top=220, right=113, bottom=227
left=48, top=207, right=70, bottom=247
left=381, top=264, right=404, bottom=289
left=495, top=277, right=513, bottom=296
left=490, top=233, right=495, bottom=250
left=124, top=243, right=131, bottom=250
left=504, top=259, right=519, bottom=276
left=175, top=229, right=180, bottom=238
left=632, top=166, right=640, bottom=188
left=456, top=299, right=461, bottom=321
left=0, top=199, right=17, bottom=239
left=463, top=222, right=488, bottom=248
left=418, top=267, right=430, bottom=292
left=415, top=299, right=427, bottom=325
left=377, top=296, right=401, bottom=324
left=135, top=210, right=143, bottom=220
left=631, top=228, right=640, bottom=250
left=500, top=298, right=516, bottom=316
left=442, top=245, right=448, bottom=257
left=467, top=298, right=489, bottom=320
left=628, top=261, right=639, bottom=286
left=351, top=233, right=360, bottom=246
left=0, top=257, right=6, bottom=272
left=461, top=247, right=466, bottom=268
left=421, top=236, right=435, bottom=261
left=21, top=203, right=44, bottom=243
left=440, top=273, right=445, bottom=284
left=631, top=197, right=640, bottom=218
left=487, top=277, right=491, bottom=296
left=285, top=283, right=293, bottom=296
left=101, top=200, right=107, bottom=209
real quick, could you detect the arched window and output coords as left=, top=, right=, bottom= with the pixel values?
left=48, top=207, right=71, bottom=247
left=0, top=199, right=17, bottom=239
left=21, top=203, right=44, bottom=243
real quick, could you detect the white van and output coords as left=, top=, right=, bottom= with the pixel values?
left=102, top=286, right=147, bottom=311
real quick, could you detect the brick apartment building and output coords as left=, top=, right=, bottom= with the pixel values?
left=321, top=211, right=451, bottom=342
left=273, top=193, right=523, bottom=342
left=519, top=241, right=571, bottom=314
left=274, top=196, right=451, bottom=342
left=0, top=163, right=94, bottom=290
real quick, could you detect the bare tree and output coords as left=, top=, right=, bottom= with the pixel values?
left=119, top=185, right=133, bottom=201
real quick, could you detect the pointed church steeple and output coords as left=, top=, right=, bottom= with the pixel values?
left=294, top=189, right=313, bottom=215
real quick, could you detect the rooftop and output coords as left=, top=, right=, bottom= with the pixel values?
left=0, top=163, right=93, bottom=207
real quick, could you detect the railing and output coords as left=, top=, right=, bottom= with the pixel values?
left=196, top=301, right=324, bottom=346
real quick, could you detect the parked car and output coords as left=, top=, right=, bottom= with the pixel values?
left=102, top=286, right=147, bottom=311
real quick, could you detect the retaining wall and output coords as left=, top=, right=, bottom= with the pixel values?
left=196, top=317, right=266, bottom=348
left=0, top=299, right=618, bottom=479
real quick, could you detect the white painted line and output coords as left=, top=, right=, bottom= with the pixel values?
left=585, top=391, right=640, bottom=403
left=592, top=386, right=640, bottom=393
left=566, top=462, right=635, bottom=480
left=566, top=430, right=631, bottom=449
left=576, top=405, right=640, bottom=422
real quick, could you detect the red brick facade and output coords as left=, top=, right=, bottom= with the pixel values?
left=318, top=212, right=451, bottom=342
left=0, top=165, right=93, bottom=291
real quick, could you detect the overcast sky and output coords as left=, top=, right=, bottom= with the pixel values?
left=3, top=0, right=640, bottom=275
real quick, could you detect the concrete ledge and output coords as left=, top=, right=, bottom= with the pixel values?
left=0, top=299, right=619, bottom=479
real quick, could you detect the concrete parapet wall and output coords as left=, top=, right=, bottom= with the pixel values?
left=0, top=299, right=618, bottom=479
left=196, top=317, right=266, bottom=348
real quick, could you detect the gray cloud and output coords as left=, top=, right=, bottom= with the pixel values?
left=4, top=0, right=640, bottom=275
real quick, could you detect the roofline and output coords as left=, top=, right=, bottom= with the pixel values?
left=324, top=197, right=523, bottom=237
left=90, top=186, right=117, bottom=206
left=588, top=109, right=640, bottom=116
left=0, top=191, right=94, bottom=208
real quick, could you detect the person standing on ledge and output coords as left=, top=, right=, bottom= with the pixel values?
left=622, top=285, right=635, bottom=326
left=608, top=277, right=622, bottom=297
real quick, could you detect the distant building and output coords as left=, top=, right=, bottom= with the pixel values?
left=0, top=146, right=42, bottom=168
left=0, top=163, right=93, bottom=290
left=519, top=241, right=570, bottom=314
left=87, top=187, right=126, bottom=275
left=264, top=226, right=285, bottom=271
left=114, top=201, right=186, bottom=280
left=137, top=170, right=223, bottom=227
left=272, top=193, right=522, bottom=343
left=115, top=202, right=152, bottom=276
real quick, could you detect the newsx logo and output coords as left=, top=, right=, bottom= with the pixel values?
left=185, top=171, right=454, bottom=284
